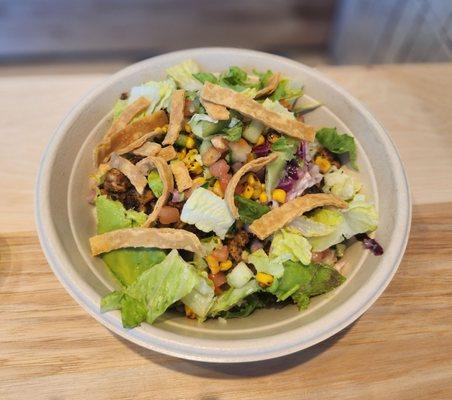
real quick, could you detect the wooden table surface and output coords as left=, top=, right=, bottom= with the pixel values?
left=1, top=63, right=451, bottom=399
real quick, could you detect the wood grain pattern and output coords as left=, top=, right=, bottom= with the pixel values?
left=1, top=203, right=451, bottom=399
left=1, top=63, right=452, bottom=399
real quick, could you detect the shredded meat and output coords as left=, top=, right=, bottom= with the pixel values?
left=103, top=168, right=131, bottom=193
left=227, top=230, right=250, bottom=262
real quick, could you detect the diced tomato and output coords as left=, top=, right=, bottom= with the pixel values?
left=158, top=206, right=180, bottom=225
left=219, top=173, right=231, bottom=192
left=209, top=159, right=230, bottom=178
left=208, top=272, right=227, bottom=294
left=228, top=139, right=252, bottom=162
left=211, top=245, right=229, bottom=262
left=184, top=98, right=193, bottom=117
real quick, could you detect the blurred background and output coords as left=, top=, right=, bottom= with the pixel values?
left=0, top=0, right=450, bottom=76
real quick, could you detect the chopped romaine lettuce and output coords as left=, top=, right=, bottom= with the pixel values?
left=166, top=60, right=203, bottom=91
left=147, top=169, right=163, bottom=197
left=234, top=195, right=270, bottom=225
left=96, top=196, right=166, bottom=286
left=270, top=228, right=312, bottom=265
left=193, top=72, right=218, bottom=84
left=223, top=118, right=243, bottom=142
left=248, top=249, right=289, bottom=279
left=112, top=99, right=128, bottom=120
left=227, top=262, right=254, bottom=288
left=316, top=127, right=357, bottom=169
left=209, top=280, right=260, bottom=316
left=100, top=291, right=123, bottom=312
left=322, top=166, right=361, bottom=200
left=181, top=187, right=234, bottom=238
left=271, top=136, right=299, bottom=160
left=262, top=98, right=295, bottom=119
left=125, top=250, right=199, bottom=325
left=182, top=272, right=215, bottom=319
left=288, top=215, right=336, bottom=237
left=270, top=79, right=303, bottom=101
left=308, top=194, right=378, bottom=251
left=128, top=79, right=176, bottom=113
left=220, top=294, right=266, bottom=319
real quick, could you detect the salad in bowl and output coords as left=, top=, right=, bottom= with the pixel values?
left=88, top=60, right=382, bottom=329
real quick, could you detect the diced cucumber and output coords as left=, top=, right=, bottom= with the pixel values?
left=227, top=262, right=254, bottom=289
left=292, top=96, right=322, bottom=115
left=243, top=119, right=265, bottom=144
left=192, top=120, right=228, bottom=139
left=175, top=133, right=188, bottom=147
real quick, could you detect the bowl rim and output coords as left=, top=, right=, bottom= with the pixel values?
left=35, top=47, right=411, bottom=363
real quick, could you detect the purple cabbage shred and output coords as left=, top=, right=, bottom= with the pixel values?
left=355, top=233, right=384, bottom=256
left=252, top=142, right=271, bottom=157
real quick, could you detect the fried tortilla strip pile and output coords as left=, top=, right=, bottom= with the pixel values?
left=254, top=72, right=281, bottom=98
left=201, top=82, right=315, bottom=141
left=104, top=96, right=150, bottom=139
left=163, top=89, right=185, bottom=145
left=132, top=142, right=162, bottom=157
left=95, top=110, right=168, bottom=165
left=109, top=153, right=148, bottom=194
left=201, top=98, right=230, bottom=120
left=157, top=145, right=177, bottom=161
left=90, top=227, right=204, bottom=256
left=225, top=153, right=278, bottom=219
left=135, top=156, right=174, bottom=227
left=249, top=193, right=348, bottom=240
left=170, top=160, right=193, bottom=192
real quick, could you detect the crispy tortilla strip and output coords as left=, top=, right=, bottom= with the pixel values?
left=135, top=156, right=174, bottom=227
left=132, top=142, right=162, bottom=157
left=249, top=193, right=348, bottom=240
left=162, top=89, right=185, bottom=145
left=201, top=82, right=315, bottom=142
left=225, top=154, right=278, bottom=219
left=201, top=98, right=230, bottom=120
left=170, top=160, right=193, bottom=192
left=109, top=153, right=148, bottom=194
left=254, top=73, right=281, bottom=98
left=95, top=110, right=168, bottom=165
left=157, top=145, right=177, bottom=162
left=90, top=227, right=204, bottom=256
left=104, top=96, right=150, bottom=140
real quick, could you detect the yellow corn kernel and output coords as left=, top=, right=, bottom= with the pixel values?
left=188, top=161, right=203, bottom=175
left=256, top=272, right=274, bottom=286
left=184, top=122, right=192, bottom=133
left=185, top=136, right=196, bottom=149
left=246, top=173, right=256, bottom=185
left=206, top=255, right=220, bottom=274
left=246, top=153, right=256, bottom=162
left=177, top=149, right=187, bottom=160
left=251, top=185, right=262, bottom=199
left=220, top=260, right=233, bottom=271
left=267, top=132, right=279, bottom=143
left=314, top=156, right=331, bottom=173
left=242, top=185, right=254, bottom=199
left=161, top=124, right=169, bottom=133
left=193, top=176, right=206, bottom=186
left=272, top=188, right=287, bottom=203
left=259, top=192, right=268, bottom=203
left=256, top=135, right=265, bottom=146
left=184, top=149, right=199, bottom=163
left=213, top=180, right=223, bottom=197
left=184, top=304, right=196, bottom=319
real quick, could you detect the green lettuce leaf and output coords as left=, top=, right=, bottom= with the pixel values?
left=100, top=291, right=123, bottom=312
left=248, top=249, right=289, bottom=279
left=126, top=250, right=199, bottom=325
left=128, top=79, right=176, bottom=113
left=209, top=280, right=260, bottom=316
left=223, top=117, right=243, bottom=142
left=262, top=98, right=295, bottom=119
left=270, top=228, right=312, bottom=265
left=220, top=294, right=267, bottom=319
left=112, top=99, right=128, bottom=121
left=193, top=72, right=218, bottom=84
left=166, top=60, right=203, bottom=91
left=270, top=79, right=303, bottom=101
left=322, top=166, right=361, bottom=200
left=147, top=169, right=163, bottom=197
left=234, top=196, right=270, bottom=225
left=96, top=196, right=166, bottom=286
left=180, top=187, right=234, bottom=238
left=316, top=127, right=357, bottom=169
left=308, top=195, right=378, bottom=251
left=271, top=136, right=299, bottom=160
left=120, top=294, right=147, bottom=328
left=181, top=271, right=215, bottom=320
left=288, top=215, right=337, bottom=237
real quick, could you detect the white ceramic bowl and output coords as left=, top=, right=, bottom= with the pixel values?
left=36, top=48, right=411, bottom=362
